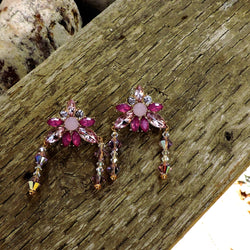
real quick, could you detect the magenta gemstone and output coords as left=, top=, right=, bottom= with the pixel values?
left=147, top=112, right=166, bottom=128
left=140, top=117, right=149, bottom=132
left=72, top=131, right=81, bottom=146
left=116, top=103, right=132, bottom=113
left=134, top=85, right=144, bottom=101
left=147, top=103, right=163, bottom=112
left=62, top=131, right=72, bottom=146
left=130, top=116, right=140, bottom=131
left=47, top=118, right=63, bottom=127
left=79, top=117, right=95, bottom=127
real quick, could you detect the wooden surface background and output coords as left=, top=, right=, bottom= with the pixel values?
left=0, top=0, right=249, bottom=249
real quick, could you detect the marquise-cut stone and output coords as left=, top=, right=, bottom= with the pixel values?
left=72, top=131, right=81, bottom=146
left=47, top=118, right=63, bottom=127
left=133, top=103, right=147, bottom=117
left=64, top=117, right=79, bottom=131
left=147, top=112, right=166, bottom=128
left=134, top=85, right=144, bottom=101
left=130, top=116, right=140, bottom=131
left=140, top=116, right=149, bottom=132
left=46, top=131, right=60, bottom=144
left=67, top=100, right=76, bottom=116
left=79, top=117, right=95, bottom=127
left=114, top=111, right=134, bottom=129
left=116, top=103, right=132, bottom=113
left=78, top=127, right=98, bottom=144
left=62, top=131, right=71, bottom=146
left=148, top=103, right=163, bottom=112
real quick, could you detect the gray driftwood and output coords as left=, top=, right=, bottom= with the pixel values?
left=0, top=0, right=249, bottom=249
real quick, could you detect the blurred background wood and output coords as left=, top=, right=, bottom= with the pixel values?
left=0, top=0, right=249, bottom=249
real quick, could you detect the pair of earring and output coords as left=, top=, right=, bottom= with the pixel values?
left=28, top=86, right=172, bottom=195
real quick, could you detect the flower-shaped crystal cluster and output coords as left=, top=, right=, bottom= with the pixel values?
left=114, top=86, right=166, bottom=131
left=46, top=100, right=98, bottom=146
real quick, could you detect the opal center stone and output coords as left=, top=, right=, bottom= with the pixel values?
left=133, top=103, right=147, bottom=117
left=64, top=117, right=79, bottom=131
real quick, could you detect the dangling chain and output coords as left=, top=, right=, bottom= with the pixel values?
left=107, top=126, right=120, bottom=181
left=158, top=126, right=172, bottom=179
left=28, top=140, right=49, bottom=195
left=93, top=137, right=105, bottom=190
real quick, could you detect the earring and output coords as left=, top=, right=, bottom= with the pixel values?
left=28, top=100, right=105, bottom=194
left=107, top=86, right=172, bottom=181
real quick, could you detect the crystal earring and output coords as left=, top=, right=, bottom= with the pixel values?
left=107, top=86, right=172, bottom=182
left=28, top=100, right=105, bottom=194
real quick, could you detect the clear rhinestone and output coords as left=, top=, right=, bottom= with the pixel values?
left=144, top=95, right=152, bottom=105
left=112, top=157, right=118, bottom=163
left=162, top=131, right=170, bottom=137
left=39, top=147, right=46, bottom=152
left=75, top=110, right=84, bottom=118
left=128, top=97, right=136, bottom=105
left=161, top=156, right=169, bottom=162
left=111, top=132, right=118, bottom=138
left=60, top=110, right=68, bottom=118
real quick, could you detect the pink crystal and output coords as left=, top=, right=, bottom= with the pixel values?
left=116, top=103, right=132, bottom=113
left=147, top=103, right=163, bottom=112
left=79, top=117, right=95, bottom=127
left=130, top=116, right=140, bottom=131
left=133, top=103, right=147, bottom=117
left=47, top=118, right=63, bottom=127
left=78, top=127, right=98, bottom=144
left=62, top=131, right=71, bottom=146
left=57, top=127, right=65, bottom=138
left=67, top=100, right=76, bottom=116
left=114, top=111, right=134, bottom=129
left=46, top=131, right=60, bottom=144
left=64, top=117, right=79, bottom=131
left=72, top=131, right=81, bottom=146
left=134, top=85, right=144, bottom=101
left=147, top=112, right=166, bottom=128
left=140, top=117, right=149, bottom=132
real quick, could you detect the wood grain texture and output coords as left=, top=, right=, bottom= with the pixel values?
left=0, top=0, right=249, bottom=249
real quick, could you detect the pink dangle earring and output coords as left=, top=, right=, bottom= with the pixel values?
left=28, top=100, right=105, bottom=194
left=107, top=85, right=172, bottom=181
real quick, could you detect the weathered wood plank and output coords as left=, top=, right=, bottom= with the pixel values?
left=0, top=0, right=249, bottom=249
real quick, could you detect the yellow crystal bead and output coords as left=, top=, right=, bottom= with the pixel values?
left=33, top=182, right=40, bottom=191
